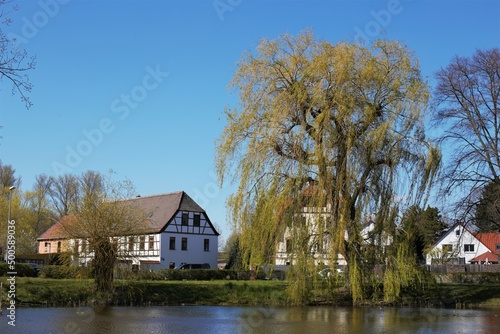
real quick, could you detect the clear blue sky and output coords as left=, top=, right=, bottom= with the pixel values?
left=1, top=0, right=499, bottom=242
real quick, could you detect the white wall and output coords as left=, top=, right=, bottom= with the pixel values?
left=426, top=225, right=489, bottom=264
left=275, top=206, right=347, bottom=266
left=156, top=232, right=218, bottom=269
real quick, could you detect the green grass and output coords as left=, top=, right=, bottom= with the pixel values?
left=112, top=279, right=289, bottom=306
left=4, top=278, right=94, bottom=307
left=3, top=277, right=500, bottom=308
left=1, top=278, right=289, bottom=307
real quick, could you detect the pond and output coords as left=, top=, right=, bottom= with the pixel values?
left=1, top=305, right=499, bottom=333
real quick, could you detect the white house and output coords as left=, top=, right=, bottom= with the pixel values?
left=426, top=222, right=500, bottom=265
left=275, top=215, right=392, bottom=268
left=275, top=203, right=347, bottom=267
left=37, top=191, right=219, bottom=270
left=274, top=187, right=388, bottom=268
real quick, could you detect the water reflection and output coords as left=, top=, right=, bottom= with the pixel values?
left=2, top=305, right=499, bottom=334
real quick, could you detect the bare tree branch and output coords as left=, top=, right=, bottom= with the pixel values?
left=0, top=0, right=36, bottom=109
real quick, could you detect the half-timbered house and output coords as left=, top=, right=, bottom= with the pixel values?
left=37, top=191, right=219, bottom=270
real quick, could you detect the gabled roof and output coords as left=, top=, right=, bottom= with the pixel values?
left=430, top=221, right=477, bottom=248
left=129, top=191, right=206, bottom=233
left=37, top=191, right=217, bottom=240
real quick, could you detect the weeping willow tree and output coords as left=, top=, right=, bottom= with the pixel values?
left=216, top=31, right=440, bottom=303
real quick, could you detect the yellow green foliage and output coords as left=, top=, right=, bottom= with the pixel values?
left=216, top=30, right=440, bottom=304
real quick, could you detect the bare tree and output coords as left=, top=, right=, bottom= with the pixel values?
left=432, top=48, right=500, bottom=222
left=24, top=174, right=56, bottom=235
left=49, top=174, right=81, bottom=219
left=80, top=170, right=104, bottom=196
left=0, top=0, right=36, bottom=108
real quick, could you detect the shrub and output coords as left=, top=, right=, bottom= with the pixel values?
left=0, top=262, right=38, bottom=277
left=38, top=265, right=92, bottom=279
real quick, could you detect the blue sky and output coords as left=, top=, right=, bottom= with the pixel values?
left=1, top=0, right=499, bottom=242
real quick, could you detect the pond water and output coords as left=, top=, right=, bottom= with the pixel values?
left=1, top=305, right=499, bottom=333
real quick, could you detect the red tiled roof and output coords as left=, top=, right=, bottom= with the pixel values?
left=302, top=185, right=320, bottom=197
left=474, top=233, right=500, bottom=254
left=38, top=215, right=76, bottom=240
left=469, top=251, right=499, bottom=263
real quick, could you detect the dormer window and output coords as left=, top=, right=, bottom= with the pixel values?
left=496, top=244, right=500, bottom=251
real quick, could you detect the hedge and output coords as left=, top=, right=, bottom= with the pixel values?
left=0, top=262, right=38, bottom=277
left=116, top=268, right=289, bottom=281
left=38, top=265, right=92, bottom=279
left=120, top=269, right=259, bottom=281
left=2, top=263, right=288, bottom=281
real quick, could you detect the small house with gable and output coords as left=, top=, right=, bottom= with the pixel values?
left=426, top=222, right=500, bottom=265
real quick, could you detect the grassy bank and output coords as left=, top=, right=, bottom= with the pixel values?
left=2, top=277, right=500, bottom=308
left=2, top=278, right=289, bottom=307
left=418, top=283, right=500, bottom=308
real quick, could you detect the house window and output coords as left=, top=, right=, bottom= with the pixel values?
left=57, top=241, right=61, bottom=253
left=149, top=236, right=155, bottom=250
left=139, top=236, right=145, bottom=251
left=455, top=229, right=460, bottom=237
left=74, top=239, right=79, bottom=252
left=169, top=262, right=175, bottom=269
left=286, top=239, right=293, bottom=253
left=182, top=212, right=189, bottom=226
left=82, top=240, right=87, bottom=253
left=442, top=244, right=453, bottom=253
left=496, top=244, right=500, bottom=251
left=194, top=214, right=201, bottom=227
left=128, top=236, right=135, bottom=251
left=169, top=237, right=176, bottom=250
left=204, top=239, right=210, bottom=252
left=464, top=244, right=475, bottom=252
left=181, top=237, right=188, bottom=251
